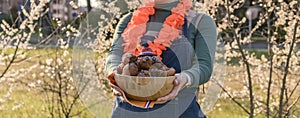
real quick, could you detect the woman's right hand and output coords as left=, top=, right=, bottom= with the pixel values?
left=108, top=72, right=128, bottom=102
left=109, top=82, right=122, bottom=96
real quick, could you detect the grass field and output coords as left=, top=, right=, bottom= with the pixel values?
left=0, top=48, right=299, bottom=118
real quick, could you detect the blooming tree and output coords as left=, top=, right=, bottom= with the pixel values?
left=203, top=0, right=300, bottom=117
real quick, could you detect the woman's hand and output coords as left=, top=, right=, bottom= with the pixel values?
left=108, top=72, right=128, bottom=102
left=109, top=82, right=129, bottom=103
left=156, top=73, right=190, bottom=104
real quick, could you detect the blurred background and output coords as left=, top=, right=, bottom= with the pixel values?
left=0, top=0, right=299, bottom=117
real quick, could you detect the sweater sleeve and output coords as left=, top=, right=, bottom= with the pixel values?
left=105, top=13, right=132, bottom=75
left=182, top=14, right=217, bottom=87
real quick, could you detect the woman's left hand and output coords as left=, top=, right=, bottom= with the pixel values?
left=156, top=73, right=189, bottom=104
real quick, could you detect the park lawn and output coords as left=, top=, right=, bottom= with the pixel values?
left=206, top=99, right=250, bottom=118
left=0, top=83, right=98, bottom=118
left=0, top=48, right=106, bottom=117
left=201, top=62, right=300, bottom=118
left=0, top=85, right=49, bottom=118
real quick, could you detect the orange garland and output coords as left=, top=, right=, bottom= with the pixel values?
left=122, top=0, right=192, bottom=59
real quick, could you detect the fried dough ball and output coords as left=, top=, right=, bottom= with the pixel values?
left=122, top=63, right=139, bottom=76
left=137, top=56, right=153, bottom=70
left=137, top=70, right=150, bottom=77
left=118, top=53, right=176, bottom=77
left=122, top=53, right=137, bottom=65
left=149, top=63, right=176, bottom=76
left=116, top=64, right=124, bottom=74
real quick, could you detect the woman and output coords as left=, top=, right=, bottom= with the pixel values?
left=106, top=0, right=217, bottom=117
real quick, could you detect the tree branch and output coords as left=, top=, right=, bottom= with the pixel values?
left=278, top=19, right=299, bottom=118
left=265, top=3, right=274, bottom=117
left=0, top=38, right=21, bottom=78
left=215, top=79, right=250, bottom=115
left=225, top=1, right=254, bottom=117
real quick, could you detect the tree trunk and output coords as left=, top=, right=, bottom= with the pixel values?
left=87, top=0, right=92, bottom=12
left=266, top=10, right=273, bottom=118
left=278, top=19, right=299, bottom=118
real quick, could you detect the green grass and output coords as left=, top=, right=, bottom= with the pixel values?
left=206, top=99, right=249, bottom=118
left=0, top=48, right=105, bottom=117
left=0, top=84, right=52, bottom=117
left=0, top=84, right=98, bottom=117
left=252, top=37, right=267, bottom=41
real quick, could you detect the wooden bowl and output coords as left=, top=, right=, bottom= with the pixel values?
left=114, top=74, right=175, bottom=101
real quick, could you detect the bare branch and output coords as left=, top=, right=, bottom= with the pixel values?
left=215, top=79, right=250, bottom=115
left=278, top=19, right=299, bottom=118
left=225, top=1, right=255, bottom=117
left=0, top=38, right=21, bottom=78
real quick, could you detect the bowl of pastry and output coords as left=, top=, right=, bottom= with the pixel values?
left=114, top=52, right=176, bottom=101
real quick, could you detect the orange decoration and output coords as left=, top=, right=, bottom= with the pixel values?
left=122, top=0, right=192, bottom=59
left=165, top=14, right=184, bottom=29
left=108, top=73, right=116, bottom=85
